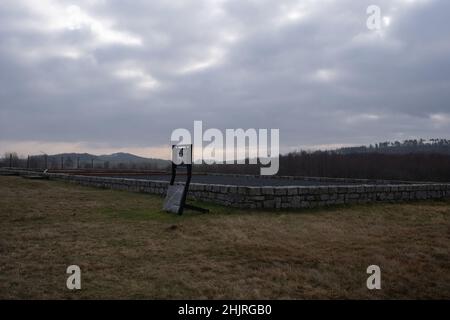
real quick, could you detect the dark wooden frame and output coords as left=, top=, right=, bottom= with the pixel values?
left=168, top=144, right=209, bottom=215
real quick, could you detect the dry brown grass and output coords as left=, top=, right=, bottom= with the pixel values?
left=0, top=176, right=449, bottom=299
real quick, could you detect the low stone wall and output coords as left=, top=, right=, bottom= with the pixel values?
left=42, top=172, right=450, bottom=209
left=187, top=182, right=450, bottom=209
left=203, top=172, right=418, bottom=185
left=2, top=169, right=450, bottom=209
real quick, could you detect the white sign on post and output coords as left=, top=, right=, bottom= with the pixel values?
left=163, top=143, right=208, bottom=215
left=172, top=144, right=192, bottom=165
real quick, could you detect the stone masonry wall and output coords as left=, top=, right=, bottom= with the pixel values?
left=46, top=172, right=450, bottom=209
left=2, top=169, right=449, bottom=209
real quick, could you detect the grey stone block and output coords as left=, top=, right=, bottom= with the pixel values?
left=261, top=187, right=274, bottom=195
left=274, top=188, right=287, bottom=195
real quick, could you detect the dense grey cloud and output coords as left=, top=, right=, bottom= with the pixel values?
left=0, top=0, right=449, bottom=157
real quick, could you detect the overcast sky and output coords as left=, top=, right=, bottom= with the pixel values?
left=1, top=0, right=449, bottom=158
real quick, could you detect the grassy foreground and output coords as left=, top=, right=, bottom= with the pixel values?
left=0, top=176, right=449, bottom=299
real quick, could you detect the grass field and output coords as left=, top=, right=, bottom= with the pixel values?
left=0, top=175, right=449, bottom=299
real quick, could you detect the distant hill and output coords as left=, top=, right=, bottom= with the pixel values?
left=97, top=152, right=158, bottom=163
left=45, top=152, right=170, bottom=170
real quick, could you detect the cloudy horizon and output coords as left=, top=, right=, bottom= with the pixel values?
left=1, top=0, right=449, bottom=159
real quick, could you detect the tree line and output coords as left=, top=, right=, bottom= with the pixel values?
left=337, top=139, right=450, bottom=155
left=194, top=151, right=450, bottom=182
left=3, top=138, right=450, bottom=181
left=0, top=152, right=166, bottom=171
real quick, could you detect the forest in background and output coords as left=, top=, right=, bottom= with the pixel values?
left=195, top=139, right=450, bottom=182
